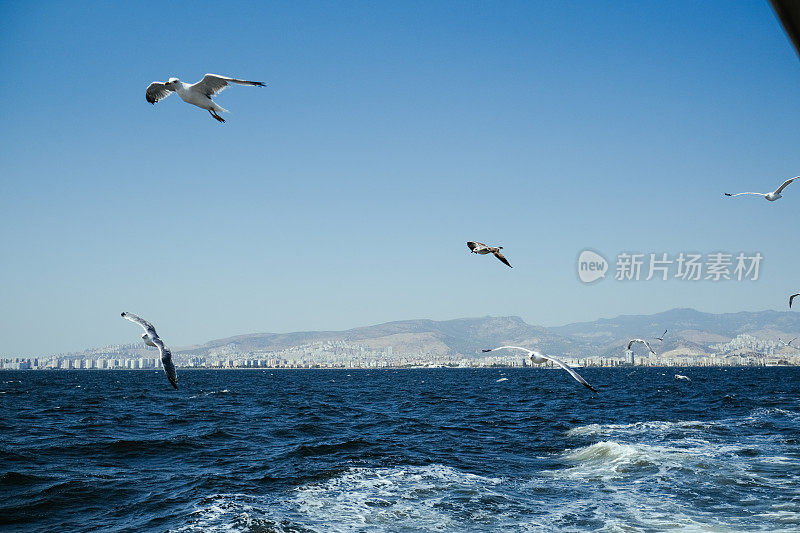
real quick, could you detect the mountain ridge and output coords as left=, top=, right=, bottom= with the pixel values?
left=169, top=308, right=800, bottom=361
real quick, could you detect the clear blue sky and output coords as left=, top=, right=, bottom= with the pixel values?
left=1, top=0, right=799, bottom=356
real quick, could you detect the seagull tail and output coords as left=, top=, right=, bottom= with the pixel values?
left=212, top=102, right=230, bottom=114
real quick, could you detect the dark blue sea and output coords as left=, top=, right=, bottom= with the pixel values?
left=2, top=367, right=800, bottom=532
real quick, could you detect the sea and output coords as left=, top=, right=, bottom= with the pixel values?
left=2, top=367, right=800, bottom=532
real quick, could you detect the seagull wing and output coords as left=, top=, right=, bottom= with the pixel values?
left=791, top=293, right=800, bottom=308
left=771, top=0, right=800, bottom=58
left=775, top=176, right=799, bottom=194
left=191, top=74, right=266, bottom=98
left=152, top=338, right=178, bottom=390
left=724, top=192, right=765, bottom=197
left=493, top=250, right=513, bottom=268
left=627, top=339, right=635, bottom=350
left=121, top=312, right=158, bottom=338
left=643, top=340, right=657, bottom=355
left=145, top=82, right=174, bottom=104
left=541, top=354, right=599, bottom=393
left=482, top=346, right=533, bottom=355
left=467, top=241, right=484, bottom=251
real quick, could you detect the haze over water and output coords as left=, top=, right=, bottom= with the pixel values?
left=3, top=367, right=800, bottom=532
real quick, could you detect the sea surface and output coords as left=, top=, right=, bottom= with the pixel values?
left=2, top=367, right=800, bottom=532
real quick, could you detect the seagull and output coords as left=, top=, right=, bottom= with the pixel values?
left=627, top=338, right=657, bottom=355
left=724, top=176, right=798, bottom=201
left=674, top=374, right=692, bottom=382
left=121, top=312, right=178, bottom=390
left=467, top=241, right=512, bottom=268
left=778, top=337, right=797, bottom=347
left=145, top=74, right=265, bottom=123
left=482, top=346, right=598, bottom=393
left=790, top=293, right=799, bottom=308
left=656, top=330, right=667, bottom=342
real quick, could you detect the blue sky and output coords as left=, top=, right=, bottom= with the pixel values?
left=1, top=0, right=799, bottom=356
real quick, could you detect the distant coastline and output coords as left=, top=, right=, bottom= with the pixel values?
left=4, top=308, right=800, bottom=370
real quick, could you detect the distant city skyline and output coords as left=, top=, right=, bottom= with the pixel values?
left=3, top=307, right=800, bottom=372
left=2, top=1, right=799, bottom=356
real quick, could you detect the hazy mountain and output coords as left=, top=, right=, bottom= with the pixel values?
left=551, top=308, right=800, bottom=357
left=170, top=308, right=800, bottom=361
left=56, top=308, right=800, bottom=362
left=177, top=316, right=574, bottom=359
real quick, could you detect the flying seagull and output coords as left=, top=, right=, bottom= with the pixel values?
left=121, top=312, right=178, bottom=390
left=790, top=293, right=799, bottom=308
left=724, top=176, right=798, bottom=201
left=656, top=330, right=667, bottom=342
left=482, top=346, right=598, bottom=393
left=778, top=337, right=797, bottom=347
left=627, top=338, right=657, bottom=355
left=674, top=374, right=692, bottom=382
left=467, top=241, right=512, bottom=268
left=770, top=0, right=800, bottom=59
left=145, top=74, right=265, bottom=123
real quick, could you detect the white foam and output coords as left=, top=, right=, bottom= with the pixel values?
left=566, top=420, right=715, bottom=437
left=177, top=465, right=514, bottom=532
left=189, top=389, right=230, bottom=399
left=290, top=465, right=504, bottom=531
left=178, top=455, right=800, bottom=532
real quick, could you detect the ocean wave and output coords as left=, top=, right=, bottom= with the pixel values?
left=559, top=441, right=666, bottom=479
left=0, top=471, right=50, bottom=486
left=288, top=438, right=374, bottom=458
left=178, top=465, right=509, bottom=532
left=189, top=389, right=231, bottom=399
left=565, top=420, right=716, bottom=437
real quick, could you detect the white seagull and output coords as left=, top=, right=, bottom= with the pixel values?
left=482, top=346, right=598, bottom=393
left=656, top=330, right=667, bottom=342
left=467, top=241, right=512, bottom=268
left=145, top=74, right=265, bottom=123
left=790, top=293, right=799, bottom=309
left=627, top=338, right=657, bottom=355
left=778, top=337, right=797, bottom=347
left=121, top=312, right=178, bottom=390
left=724, top=176, right=798, bottom=201
left=674, top=374, right=692, bottom=382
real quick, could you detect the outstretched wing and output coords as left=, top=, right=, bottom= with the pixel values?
left=482, top=346, right=532, bottom=355
left=493, top=251, right=513, bottom=268
left=775, top=176, right=799, bottom=194
left=658, top=329, right=667, bottom=340
left=153, top=338, right=178, bottom=390
left=191, top=74, right=265, bottom=98
left=791, top=293, right=800, bottom=308
left=145, top=82, right=174, bottom=104
left=121, top=312, right=158, bottom=338
left=724, top=192, right=764, bottom=197
left=770, top=0, right=800, bottom=58
left=627, top=338, right=656, bottom=354
left=541, top=354, right=598, bottom=393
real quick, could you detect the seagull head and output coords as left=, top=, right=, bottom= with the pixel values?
left=529, top=351, right=546, bottom=364
left=166, top=77, right=180, bottom=87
